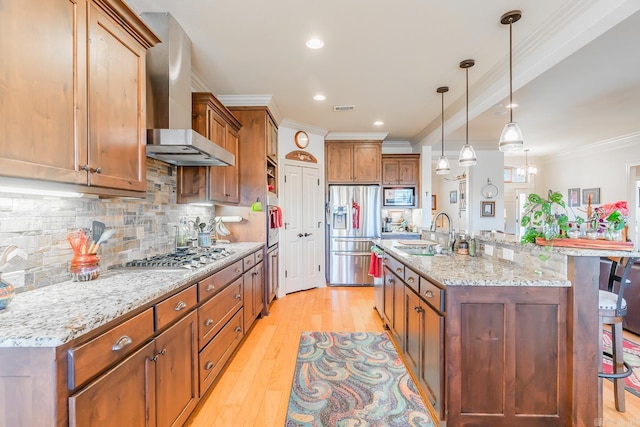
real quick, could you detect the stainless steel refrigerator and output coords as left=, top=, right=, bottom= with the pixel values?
left=326, top=185, right=381, bottom=285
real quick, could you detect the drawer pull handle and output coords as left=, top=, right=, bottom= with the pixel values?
left=234, top=294, right=242, bottom=299
left=407, top=277, right=415, bottom=283
left=389, top=278, right=395, bottom=284
left=414, top=306, right=424, bottom=313
left=112, top=336, right=133, bottom=351
left=174, top=301, right=187, bottom=311
left=234, top=326, right=242, bottom=333
left=205, top=283, right=215, bottom=292
left=157, top=348, right=166, bottom=356
left=204, top=361, right=214, bottom=370
left=235, top=268, right=242, bottom=273
left=424, top=290, right=434, bottom=298
left=396, top=267, right=402, bottom=273
left=204, top=318, right=214, bottom=326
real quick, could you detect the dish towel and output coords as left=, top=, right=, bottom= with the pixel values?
left=270, top=206, right=284, bottom=228
left=352, top=201, right=360, bottom=229
left=368, top=252, right=382, bottom=278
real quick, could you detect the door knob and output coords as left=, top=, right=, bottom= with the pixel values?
left=304, top=233, right=313, bottom=237
left=297, top=233, right=303, bottom=238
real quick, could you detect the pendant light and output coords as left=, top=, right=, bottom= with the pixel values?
left=499, top=10, right=524, bottom=152
left=435, top=86, right=450, bottom=175
left=516, top=149, right=537, bottom=177
left=458, top=59, right=477, bottom=167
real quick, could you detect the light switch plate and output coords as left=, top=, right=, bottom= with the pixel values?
left=484, top=244, right=494, bottom=256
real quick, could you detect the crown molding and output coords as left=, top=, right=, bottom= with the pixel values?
left=217, top=95, right=283, bottom=124
left=191, top=69, right=213, bottom=93
left=279, top=119, right=329, bottom=137
left=325, top=132, right=388, bottom=141
left=540, top=131, right=640, bottom=163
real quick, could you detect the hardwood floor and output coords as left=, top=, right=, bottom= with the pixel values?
left=185, top=286, right=640, bottom=426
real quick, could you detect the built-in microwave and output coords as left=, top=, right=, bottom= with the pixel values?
left=383, top=187, right=416, bottom=207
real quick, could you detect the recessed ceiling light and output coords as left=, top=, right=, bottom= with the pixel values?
left=313, top=94, right=326, bottom=101
left=373, top=121, right=384, bottom=126
left=306, top=38, right=324, bottom=49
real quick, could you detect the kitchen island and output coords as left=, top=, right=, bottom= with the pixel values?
left=377, top=238, right=640, bottom=427
left=0, top=242, right=264, bottom=427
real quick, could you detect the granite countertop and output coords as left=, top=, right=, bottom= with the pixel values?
left=0, top=242, right=263, bottom=348
left=474, top=232, right=640, bottom=257
left=376, top=239, right=571, bottom=288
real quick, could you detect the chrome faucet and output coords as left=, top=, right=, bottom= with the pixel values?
left=430, top=211, right=455, bottom=252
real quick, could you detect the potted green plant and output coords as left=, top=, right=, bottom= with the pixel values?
left=520, top=190, right=584, bottom=244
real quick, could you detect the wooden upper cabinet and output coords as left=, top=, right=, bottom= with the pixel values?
left=178, top=92, right=242, bottom=204
left=326, top=141, right=381, bottom=184
left=0, top=0, right=159, bottom=196
left=382, top=154, right=420, bottom=185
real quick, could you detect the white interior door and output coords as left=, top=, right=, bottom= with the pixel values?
left=282, top=162, right=322, bottom=294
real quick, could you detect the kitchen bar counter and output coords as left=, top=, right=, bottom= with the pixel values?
left=377, top=236, right=640, bottom=426
left=0, top=242, right=263, bottom=347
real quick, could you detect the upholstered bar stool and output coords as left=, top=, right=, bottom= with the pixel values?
left=599, top=256, right=637, bottom=412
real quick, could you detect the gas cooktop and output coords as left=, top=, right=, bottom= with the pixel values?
left=124, top=247, right=233, bottom=270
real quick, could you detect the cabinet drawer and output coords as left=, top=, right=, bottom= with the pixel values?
left=155, top=285, right=197, bottom=330
left=198, top=260, right=243, bottom=302
left=405, top=268, right=420, bottom=294
left=199, top=308, right=244, bottom=396
left=384, top=255, right=404, bottom=279
left=243, top=253, right=256, bottom=270
left=420, top=278, right=444, bottom=312
left=67, top=308, right=154, bottom=390
left=255, top=249, right=264, bottom=263
left=198, top=277, right=243, bottom=349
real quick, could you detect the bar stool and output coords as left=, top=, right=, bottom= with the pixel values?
left=599, top=256, right=637, bottom=412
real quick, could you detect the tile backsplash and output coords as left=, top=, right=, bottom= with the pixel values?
left=0, top=159, right=214, bottom=293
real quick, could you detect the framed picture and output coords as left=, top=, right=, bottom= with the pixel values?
left=568, top=188, right=580, bottom=207
left=432, top=194, right=437, bottom=211
left=582, top=187, right=600, bottom=205
left=450, top=190, right=457, bottom=204
left=459, top=181, right=466, bottom=211
left=503, top=168, right=512, bottom=183
left=481, top=201, right=495, bottom=217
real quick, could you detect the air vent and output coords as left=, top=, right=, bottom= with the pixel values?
left=333, top=105, right=355, bottom=112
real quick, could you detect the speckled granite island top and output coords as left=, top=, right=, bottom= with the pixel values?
left=0, top=242, right=263, bottom=348
left=377, top=239, right=572, bottom=287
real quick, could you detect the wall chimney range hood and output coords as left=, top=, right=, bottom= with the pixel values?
left=142, top=13, right=234, bottom=167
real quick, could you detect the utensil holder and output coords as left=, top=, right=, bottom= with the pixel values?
left=70, top=254, right=100, bottom=282
left=198, top=232, right=212, bottom=248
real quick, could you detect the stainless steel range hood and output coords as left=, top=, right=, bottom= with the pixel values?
left=142, top=13, right=234, bottom=166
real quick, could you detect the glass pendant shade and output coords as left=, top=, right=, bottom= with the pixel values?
left=516, top=165, right=526, bottom=177
left=459, top=144, right=477, bottom=167
left=528, top=164, right=538, bottom=175
left=499, top=122, right=524, bottom=151
left=435, top=156, right=451, bottom=175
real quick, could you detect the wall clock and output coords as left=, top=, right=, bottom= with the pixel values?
left=294, top=131, right=309, bottom=149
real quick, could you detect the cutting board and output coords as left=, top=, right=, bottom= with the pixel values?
left=535, top=237, right=634, bottom=251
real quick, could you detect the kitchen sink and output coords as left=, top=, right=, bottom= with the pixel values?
left=395, top=243, right=448, bottom=256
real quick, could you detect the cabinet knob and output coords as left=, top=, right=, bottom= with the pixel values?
left=205, top=283, right=215, bottom=292
left=157, top=348, right=166, bottom=356
left=234, top=326, right=242, bottom=333
left=424, top=290, right=434, bottom=298
left=174, top=301, right=187, bottom=311
left=236, top=268, right=242, bottom=273
left=204, top=361, right=214, bottom=370
left=407, top=277, right=415, bottom=283
left=81, top=164, right=90, bottom=172
left=414, top=306, right=424, bottom=313
left=396, top=267, right=403, bottom=273
left=388, top=278, right=395, bottom=284
left=93, top=167, right=102, bottom=174
left=204, top=318, right=214, bottom=326
left=112, top=335, right=132, bottom=351
left=234, top=293, right=242, bottom=299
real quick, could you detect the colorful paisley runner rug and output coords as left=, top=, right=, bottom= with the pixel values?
left=603, top=329, right=640, bottom=397
left=285, top=331, right=435, bottom=426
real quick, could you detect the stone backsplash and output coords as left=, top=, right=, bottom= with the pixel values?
left=0, top=159, right=215, bottom=293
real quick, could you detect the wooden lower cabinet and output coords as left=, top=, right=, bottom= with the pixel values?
left=243, top=260, right=265, bottom=331
left=69, top=341, right=157, bottom=427
left=69, top=311, right=198, bottom=427
left=384, top=253, right=570, bottom=426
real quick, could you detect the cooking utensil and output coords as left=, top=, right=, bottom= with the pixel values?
left=88, top=228, right=116, bottom=253
left=92, top=221, right=106, bottom=243
left=67, top=230, right=89, bottom=254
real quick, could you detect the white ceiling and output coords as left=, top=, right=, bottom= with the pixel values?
left=124, top=0, right=640, bottom=159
